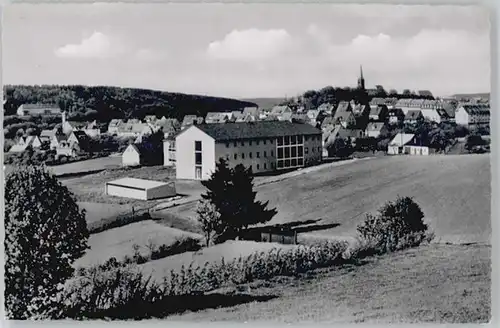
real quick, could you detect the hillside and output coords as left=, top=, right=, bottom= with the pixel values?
left=451, top=92, right=490, bottom=100
left=3, top=85, right=257, bottom=122
left=165, top=154, right=491, bottom=245
left=240, top=98, right=286, bottom=110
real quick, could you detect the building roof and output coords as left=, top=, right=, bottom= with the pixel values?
left=317, top=103, right=334, bottom=112
left=405, top=109, right=423, bottom=120
left=336, top=101, right=351, bottom=113
left=461, top=104, right=490, bottom=115
left=369, top=98, right=386, bottom=106
left=190, top=121, right=321, bottom=141
left=369, top=104, right=387, bottom=116
left=366, top=122, right=385, bottom=131
left=40, top=129, right=56, bottom=138
left=333, top=109, right=354, bottom=122
left=182, top=115, right=204, bottom=126
left=54, top=134, right=68, bottom=142
left=242, top=106, right=259, bottom=116
left=109, top=119, right=125, bottom=127
left=106, top=177, right=171, bottom=190
left=388, top=108, right=405, bottom=117
left=389, top=133, right=415, bottom=146
left=320, top=116, right=337, bottom=129
left=270, top=105, right=292, bottom=115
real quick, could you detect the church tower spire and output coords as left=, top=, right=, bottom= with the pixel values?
left=357, top=65, right=365, bottom=90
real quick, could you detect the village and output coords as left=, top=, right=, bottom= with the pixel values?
left=4, top=67, right=491, bottom=179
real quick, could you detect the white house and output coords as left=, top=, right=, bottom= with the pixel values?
left=387, top=133, right=429, bottom=155
left=122, top=144, right=142, bottom=167
left=455, top=104, right=490, bottom=128
left=17, top=104, right=61, bottom=117
left=365, top=122, right=387, bottom=138
left=173, top=121, right=323, bottom=180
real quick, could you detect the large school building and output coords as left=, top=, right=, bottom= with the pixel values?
left=165, top=121, right=323, bottom=180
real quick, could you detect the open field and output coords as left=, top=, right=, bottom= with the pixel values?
left=61, top=165, right=181, bottom=206
left=74, top=220, right=202, bottom=268
left=166, top=154, right=491, bottom=245
left=4, top=155, right=122, bottom=177
left=168, top=244, right=491, bottom=323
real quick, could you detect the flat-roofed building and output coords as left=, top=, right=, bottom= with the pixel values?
left=105, top=177, right=176, bottom=200
left=172, top=121, right=323, bottom=180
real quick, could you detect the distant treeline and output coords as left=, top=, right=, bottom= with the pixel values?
left=3, top=85, right=257, bottom=122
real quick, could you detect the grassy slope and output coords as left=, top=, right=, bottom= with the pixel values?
left=167, top=154, right=491, bottom=245
left=74, top=220, right=202, bottom=268
left=168, top=244, right=491, bottom=323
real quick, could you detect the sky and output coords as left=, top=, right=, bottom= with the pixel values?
left=2, top=3, right=491, bottom=99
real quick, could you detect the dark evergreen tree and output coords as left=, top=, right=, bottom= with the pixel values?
left=201, top=158, right=277, bottom=242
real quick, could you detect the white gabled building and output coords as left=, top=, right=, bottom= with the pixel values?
left=171, top=121, right=323, bottom=180
left=455, top=104, right=490, bottom=128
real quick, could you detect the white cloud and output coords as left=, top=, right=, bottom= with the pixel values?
left=54, top=32, right=125, bottom=59
left=207, top=28, right=294, bottom=61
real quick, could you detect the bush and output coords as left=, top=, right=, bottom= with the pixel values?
left=150, top=236, right=202, bottom=261
left=356, top=196, right=432, bottom=254
left=87, top=211, right=152, bottom=234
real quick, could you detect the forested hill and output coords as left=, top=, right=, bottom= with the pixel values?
left=3, top=85, right=258, bottom=122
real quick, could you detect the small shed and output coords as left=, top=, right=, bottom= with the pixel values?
left=105, top=177, right=176, bottom=200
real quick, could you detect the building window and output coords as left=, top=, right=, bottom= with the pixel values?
left=312, top=147, right=315, bottom=153
left=195, top=141, right=202, bottom=151
left=257, top=164, right=260, bottom=170
left=278, top=148, right=284, bottom=159
left=264, top=163, right=267, bottom=169
left=263, top=139, right=267, bottom=145
left=195, top=152, right=202, bottom=165
left=226, top=142, right=229, bottom=148
left=305, top=136, right=309, bottom=141
left=277, top=137, right=283, bottom=146
left=291, top=135, right=297, bottom=145
left=297, top=135, right=303, bottom=143
left=264, top=151, right=267, bottom=157
left=234, top=154, right=238, bottom=160
left=242, top=153, right=245, bottom=159
left=241, top=141, right=245, bottom=147
left=256, top=140, right=260, bottom=145
left=271, top=150, right=274, bottom=157
left=249, top=152, right=253, bottom=158
left=195, top=166, right=202, bottom=180
left=256, top=152, right=260, bottom=158
left=234, top=142, right=237, bottom=147
left=284, top=147, right=290, bottom=158
left=284, top=136, right=290, bottom=145
left=298, top=146, right=303, bottom=156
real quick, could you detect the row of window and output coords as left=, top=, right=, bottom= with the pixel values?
left=277, top=158, right=304, bottom=169
left=226, top=139, right=273, bottom=148
left=232, top=150, right=274, bottom=160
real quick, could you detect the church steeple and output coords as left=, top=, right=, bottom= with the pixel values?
left=357, top=65, right=365, bottom=90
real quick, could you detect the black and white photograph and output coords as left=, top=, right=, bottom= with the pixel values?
left=1, top=1, right=494, bottom=324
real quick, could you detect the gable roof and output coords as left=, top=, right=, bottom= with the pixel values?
left=71, top=130, right=90, bottom=142
left=389, top=133, right=415, bottom=146
left=333, top=109, right=355, bottom=122
left=369, top=104, right=387, bottom=116
left=366, top=122, right=385, bottom=131
left=320, top=116, right=337, bottom=129
left=242, top=106, right=259, bottom=116
left=270, top=105, right=292, bottom=115
left=109, top=119, right=125, bottom=127
left=189, top=121, right=321, bottom=141
left=405, top=109, right=423, bottom=120
left=460, top=104, right=490, bottom=115
left=182, top=115, right=204, bottom=126
left=317, top=103, right=334, bottom=112
left=336, top=101, right=351, bottom=113
left=40, top=129, right=56, bottom=138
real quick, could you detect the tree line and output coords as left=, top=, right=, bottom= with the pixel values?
left=3, top=85, right=257, bottom=122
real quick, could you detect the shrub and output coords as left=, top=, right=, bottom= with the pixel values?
left=356, top=196, right=432, bottom=254
left=150, top=236, right=202, bottom=261
left=87, top=211, right=152, bottom=234
left=4, top=166, right=89, bottom=319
